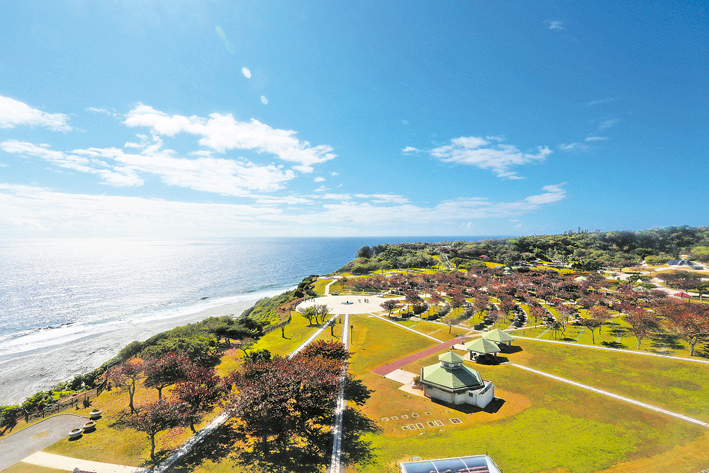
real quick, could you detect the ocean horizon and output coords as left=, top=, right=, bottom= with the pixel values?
left=0, top=235, right=503, bottom=405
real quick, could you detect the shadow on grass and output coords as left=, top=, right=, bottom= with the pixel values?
left=650, top=333, right=684, bottom=351
left=600, top=341, right=626, bottom=349
left=171, top=407, right=379, bottom=473
left=502, top=345, right=523, bottom=354
left=430, top=397, right=505, bottom=415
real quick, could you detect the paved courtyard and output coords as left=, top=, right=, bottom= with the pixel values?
left=297, top=294, right=402, bottom=315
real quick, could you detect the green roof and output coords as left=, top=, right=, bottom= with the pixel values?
left=438, top=351, right=464, bottom=364
left=421, top=363, right=483, bottom=390
left=483, top=328, right=514, bottom=343
left=464, top=337, right=501, bottom=354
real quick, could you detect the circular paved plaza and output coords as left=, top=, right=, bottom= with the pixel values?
left=297, top=294, right=403, bottom=315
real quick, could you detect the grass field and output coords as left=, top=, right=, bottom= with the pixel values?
left=355, top=346, right=709, bottom=473
left=16, top=283, right=709, bottom=473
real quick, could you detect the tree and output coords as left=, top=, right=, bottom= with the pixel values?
left=300, top=306, right=318, bottom=326
left=529, top=303, right=546, bottom=327
left=625, top=310, right=658, bottom=349
left=355, top=245, right=373, bottom=259
left=577, top=317, right=603, bottom=344
left=173, top=366, right=223, bottom=433
left=107, top=359, right=144, bottom=414
left=127, top=399, right=190, bottom=461
left=380, top=299, right=399, bottom=318
left=315, top=304, right=331, bottom=325
left=228, top=355, right=344, bottom=458
left=143, top=351, right=193, bottom=400
left=661, top=301, right=709, bottom=356
left=243, top=348, right=272, bottom=364
left=588, top=305, right=612, bottom=334
left=297, top=340, right=349, bottom=363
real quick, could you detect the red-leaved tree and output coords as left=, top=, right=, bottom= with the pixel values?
left=143, top=351, right=193, bottom=400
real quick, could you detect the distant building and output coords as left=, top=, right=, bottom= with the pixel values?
left=419, top=352, right=495, bottom=408
left=667, top=260, right=705, bottom=270
left=400, top=454, right=502, bottom=473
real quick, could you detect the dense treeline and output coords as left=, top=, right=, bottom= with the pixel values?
left=337, top=244, right=438, bottom=274
left=444, top=226, right=709, bottom=268
left=344, top=226, right=709, bottom=274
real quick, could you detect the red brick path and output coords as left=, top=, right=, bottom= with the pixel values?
left=370, top=337, right=466, bottom=376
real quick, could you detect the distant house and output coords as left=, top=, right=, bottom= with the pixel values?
left=400, top=454, right=502, bottom=473
left=419, top=352, right=495, bottom=408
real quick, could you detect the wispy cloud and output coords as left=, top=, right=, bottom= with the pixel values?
left=0, top=95, right=72, bottom=132
left=241, top=67, right=251, bottom=79
left=314, top=177, right=325, bottom=182
left=586, top=97, right=616, bottom=106
left=123, top=104, right=336, bottom=172
left=585, top=136, right=609, bottom=142
left=1, top=140, right=142, bottom=187
left=2, top=136, right=296, bottom=196
left=86, top=107, right=118, bottom=117
left=545, top=20, right=565, bottom=30
left=402, top=146, right=419, bottom=153
left=558, top=142, right=589, bottom=152
left=354, top=193, right=409, bottom=204
left=598, top=118, right=620, bottom=131
left=424, top=136, right=551, bottom=179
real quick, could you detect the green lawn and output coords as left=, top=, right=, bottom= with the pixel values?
left=357, top=351, right=708, bottom=473
left=513, top=339, right=709, bottom=422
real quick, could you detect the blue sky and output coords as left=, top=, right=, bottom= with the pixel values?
left=1, top=1, right=707, bottom=238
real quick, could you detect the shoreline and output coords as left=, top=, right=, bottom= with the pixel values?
left=0, top=296, right=268, bottom=405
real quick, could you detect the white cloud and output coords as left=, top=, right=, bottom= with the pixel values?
left=402, top=146, right=419, bottom=153
left=585, top=136, right=609, bottom=142
left=598, top=118, right=620, bottom=130
left=428, top=136, right=551, bottom=179
left=123, top=104, right=336, bottom=172
left=1, top=140, right=143, bottom=186
left=546, top=20, right=565, bottom=30
left=355, top=193, right=410, bottom=204
left=242, top=67, right=252, bottom=79
left=260, top=96, right=268, bottom=105
left=86, top=107, right=118, bottom=117
left=2, top=137, right=296, bottom=196
left=330, top=172, right=339, bottom=177
left=322, top=193, right=352, bottom=201
left=0, top=184, right=283, bottom=238
left=586, top=97, right=616, bottom=106
left=559, top=142, right=589, bottom=152
left=314, top=177, right=325, bottom=182
left=314, top=185, right=328, bottom=192
left=0, top=96, right=72, bottom=131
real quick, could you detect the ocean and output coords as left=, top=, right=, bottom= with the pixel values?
left=0, top=236, right=487, bottom=405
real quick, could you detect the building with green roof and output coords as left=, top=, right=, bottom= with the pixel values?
left=482, top=328, right=514, bottom=348
left=419, top=351, right=495, bottom=407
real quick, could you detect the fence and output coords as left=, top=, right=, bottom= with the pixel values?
left=20, top=381, right=108, bottom=424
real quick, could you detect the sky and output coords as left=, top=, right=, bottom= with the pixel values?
left=0, top=1, right=707, bottom=239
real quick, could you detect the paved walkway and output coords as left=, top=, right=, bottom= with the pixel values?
left=328, top=314, right=350, bottom=473
left=371, top=336, right=466, bottom=376
left=22, top=451, right=149, bottom=472
left=0, top=414, right=88, bottom=471
left=514, top=336, right=709, bottom=365
left=511, top=364, right=709, bottom=429
left=298, top=295, right=401, bottom=315
left=370, top=314, right=444, bottom=343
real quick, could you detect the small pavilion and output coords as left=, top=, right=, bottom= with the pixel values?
left=464, top=337, right=501, bottom=362
left=419, top=351, right=495, bottom=408
left=483, top=328, right=515, bottom=350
